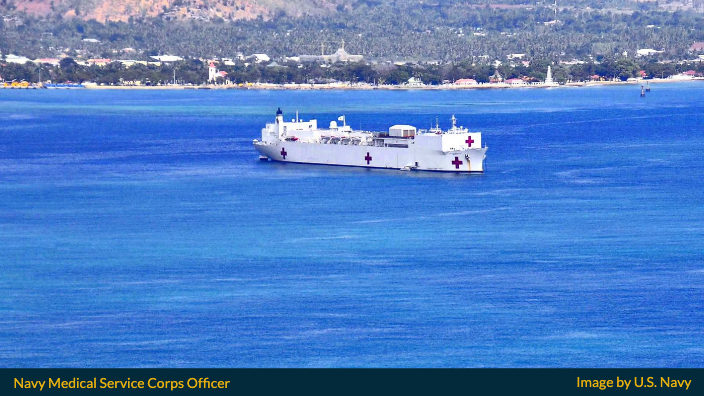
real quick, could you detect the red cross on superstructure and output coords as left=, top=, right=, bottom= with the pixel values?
left=465, top=136, right=474, bottom=146
left=451, top=156, right=463, bottom=169
left=364, top=152, right=372, bottom=164
left=280, top=148, right=287, bottom=159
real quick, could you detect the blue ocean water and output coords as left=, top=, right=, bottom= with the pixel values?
left=0, top=84, right=703, bottom=368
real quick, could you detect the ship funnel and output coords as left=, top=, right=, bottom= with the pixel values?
left=276, top=107, right=283, bottom=116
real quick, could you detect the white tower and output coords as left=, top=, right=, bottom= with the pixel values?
left=545, top=65, right=554, bottom=85
left=208, top=62, right=217, bottom=83
left=554, top=0, right=557, bottom=21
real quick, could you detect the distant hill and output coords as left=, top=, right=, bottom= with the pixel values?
left=2, top=0, right=346, bottom=22
left=1, top=0, right=703, bottom=62
left=4, top=0, right=704, bottom=24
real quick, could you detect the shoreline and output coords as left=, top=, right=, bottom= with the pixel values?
left=81, top=77, right=704, bottom=90
left=2, top=77, right=702, bottom=91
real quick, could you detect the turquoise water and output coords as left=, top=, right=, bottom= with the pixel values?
left=1, top=84, right=703, bottom=367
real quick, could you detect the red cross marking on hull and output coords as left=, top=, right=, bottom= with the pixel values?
left=280, top=148, right=287, bottom=159
left=451, top=156, right=463, bottom=169
left=365, top=152, right=372, bottom=164
left=465, top=136, right=474, bottom=146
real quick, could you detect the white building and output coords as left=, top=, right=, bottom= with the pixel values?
left=250, top=54, right=270, bottom=63
left=454, top=79, right=478, bottom=86
left=406, top=77, right=424, bottom=86
left=151, top=55, right=183, bottom=62
left=208, top=62, right=228, bottom=83
left=636, top=48, right=664, bottom=57
left=506, top=78, right=527, bottom=86
left=5, top=54, right=31, bottom=64
left=117, top=60, right=161, bottom=68
left=670, top=70, right=698, bottom=80
left=299, top=40, right=363, bottom=63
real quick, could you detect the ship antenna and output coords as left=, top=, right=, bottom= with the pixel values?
left=435, top=116, right=439, bottom=130
left=451, top=114, right=457, bottom=129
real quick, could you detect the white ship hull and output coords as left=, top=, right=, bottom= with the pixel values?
left=254, top=110, right=487, bottom=173
left=254, top=141, right=487, bottom=172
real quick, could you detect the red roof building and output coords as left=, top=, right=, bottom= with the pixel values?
left=454, top=78, right=477, bottom=86
left=86, top=59, right=112, bottom=67
left=689, top=42, right=704, bottom=52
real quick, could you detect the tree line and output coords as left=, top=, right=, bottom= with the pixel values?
left=2, top=57, right=702, bottom=85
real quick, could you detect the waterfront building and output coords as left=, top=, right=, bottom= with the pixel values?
left=454, top=79, right=478, bottom=86
left=506, top=78, right=527, bottom=86
left=208, top=62, right=228, bottom=82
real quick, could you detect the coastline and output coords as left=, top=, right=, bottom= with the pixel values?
left=2, top=77, right=702, bottom=91
left=83, top=77, right=704, bottom=90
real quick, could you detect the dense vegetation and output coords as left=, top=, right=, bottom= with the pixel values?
left=1, top=0, right=703, bottom=62
left=2, top=56, right=703, bottom=85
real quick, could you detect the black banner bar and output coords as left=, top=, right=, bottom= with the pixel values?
left=2, top=369, right=703, bottom=395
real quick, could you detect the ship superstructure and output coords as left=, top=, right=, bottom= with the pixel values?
left=253, top=108, right=487, bottom=172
